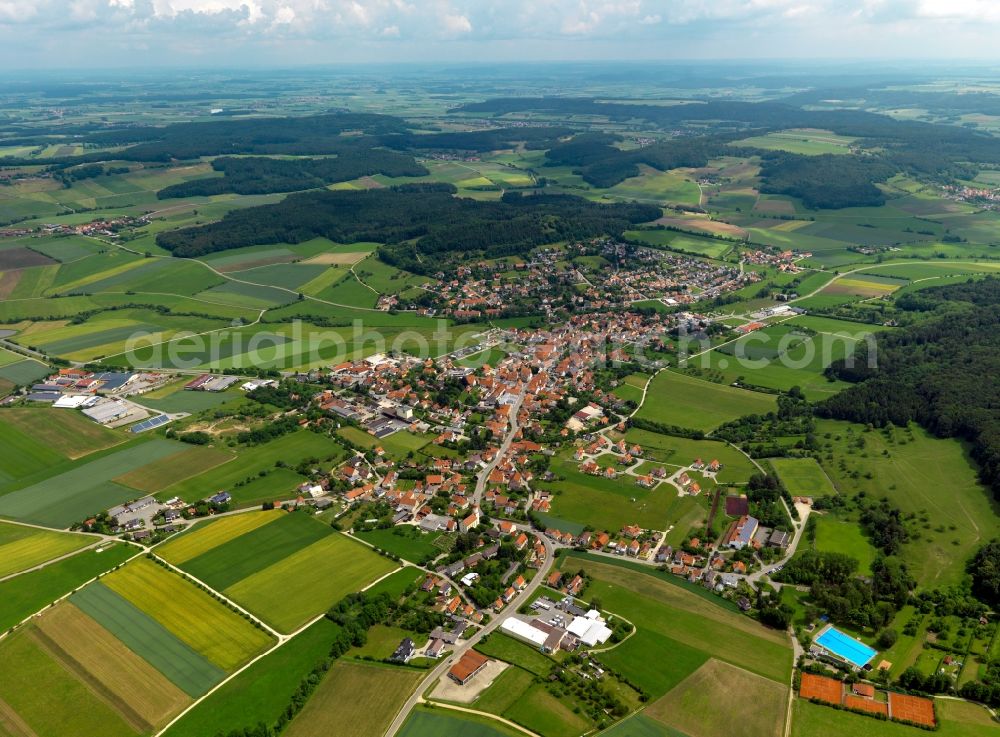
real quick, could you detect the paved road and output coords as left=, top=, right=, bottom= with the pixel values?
left=471, top=390, right=526, bottom=507
left=383, top=534, right=555, bottom=737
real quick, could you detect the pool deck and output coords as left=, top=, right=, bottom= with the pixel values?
left=813, top=624, right=877, bottom=669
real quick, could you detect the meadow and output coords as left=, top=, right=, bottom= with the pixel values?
left=643, top=659, right=787, bottom=737
left=162, top=619, right=343, bottom=737
left=354, top=526, right=443, bottom=563
left=0, top=406, right=123, bottom=465
left=730, top=129, right=856, bottom=156
left=0, top=522, right=93, bottom=577
left=223, top=530, right=398, bottom=633
left=600, top=713, right=687, bottom=737
left=769, top=458, right=837, bottom=496
left=627, top=224, right=742, bottom=254
left=113, top=445, right=235, bottom=493
left=0, top=628, right=137, bottom=737
left=811, top=515, right=878, bottom=574
left=0, top=438, right=185, bottom=527
left=101, top=558, right=274, bottom=670
left=163, top=430, right=347, bottom=506
left=816, top=419, right=1000, bottom=587
left=535, top=449, right=685, bottom=532
left=636, top=370, right=777, bottom=432
left=0, top=542, right=134, bottom=632
left=477, top=633, right=558, bottom=677
left=283, top=661, right=424, bottom=737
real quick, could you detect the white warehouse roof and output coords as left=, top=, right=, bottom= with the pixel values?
left=501, top=617, right=547, bottom=648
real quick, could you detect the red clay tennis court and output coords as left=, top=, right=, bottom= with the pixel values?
left=799, top=673, right=842, bottom=704
left=889, top=692, right=936, bottom=727
left=844, top=694, right=888, bottom=716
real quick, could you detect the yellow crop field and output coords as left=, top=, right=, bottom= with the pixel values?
left=155, top=510, right=285, bottom=564
left=102, top=558, right=273, bottom=670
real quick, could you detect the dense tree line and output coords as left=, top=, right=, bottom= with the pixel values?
left=83, top=112, right=409, bottom=161
left=156, top=184, right=659, bottom=270
left=777, top=550, right=914, bottom=630
left=157, top=148, right=426, bottom=198
left=757, top=153, right=897, bottom=209
left=544, top=132, right=719, bottom=188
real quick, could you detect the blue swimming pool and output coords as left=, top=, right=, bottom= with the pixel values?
left=815, top=627, right=877, bottom=668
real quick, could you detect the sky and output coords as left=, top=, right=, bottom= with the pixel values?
left=4, top=0, right=1000, bottom=68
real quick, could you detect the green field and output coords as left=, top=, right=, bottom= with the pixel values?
left=535, top=449, right=686, bottom=532
left=636, top=370, right=777, bottom=432
left=0, top=523, right=93, bottom=577
left=163, top=430, right=346, bottom=506
left=399, top=708, right=523, bottom=737
left=770, top=458, right=837, bottom=496
left=0, top=357, right=51, bottom=385
left=71, top=581, right=226, bottom=697
left=101, top=558, right=274, bottom=670
left=625, top=229, right=735, bottom=258
left=113, top=445, right=236, bottom=493
left=731, top=129, right=855, bottom=156
left=180, top=512, right=333, bottom=590
left=0, top=542, right=134, bottom=631
left=224, top=530, right=398, bottom=633
left=644, top=658, right=786, bottom=737
left=477, top=633, right=558, bottom=677
left=354, top=526, right=443, bottom=563
left=601, top=713, right=689, bottom=737
left=283, top=660, right=424, bottom=737
left=0, top=407, right=124, bottom=482
left=0, top=628, right=137, bottom=737
left=162, top=619, right=343, bottom=737
left=817, top=419, right=1000, bottom=587
left=811, top=515, right=878, bottom=574
left=504, top=682, right=591, bottom=737
left=564, top=557, right=792, bottom=696
left=0, top=438, right=185, bottom=527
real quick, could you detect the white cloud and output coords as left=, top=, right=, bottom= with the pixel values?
left=442, top=11, right=471, bottom=34
left=3, top=1, right=1000, bottom=63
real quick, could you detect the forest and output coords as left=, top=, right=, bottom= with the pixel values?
left=79, top=112, right=409, bottom=161
left=544, top=132, right=720, bottom=188
left=156, top=148, right=427, bottom=197
left=155, top=183, right=659, bottom=269
left=757, top=152, right=898, bottom=208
